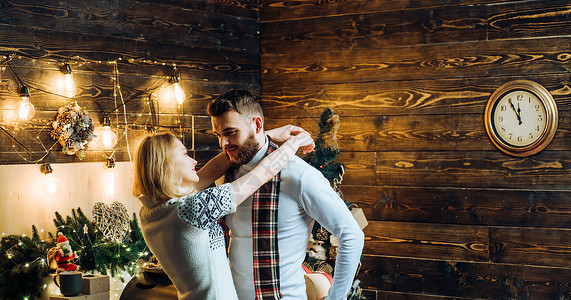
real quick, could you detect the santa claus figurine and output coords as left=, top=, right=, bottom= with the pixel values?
left=52, top=232, right=80, bottom=273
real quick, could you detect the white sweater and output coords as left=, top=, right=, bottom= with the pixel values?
left=139, top=184, right=238, bottom=300
left=226, top=140, right=365, bottom=300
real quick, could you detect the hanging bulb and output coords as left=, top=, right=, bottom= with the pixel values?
left=171, top=68, right=185, bottom=104
left=100, top=117, right=118, bottom=150
left=61, top=63, right=76, bottom=98
left=41, top=163, right=61, bottom=196
left=14, top=86, right=35, bottom=121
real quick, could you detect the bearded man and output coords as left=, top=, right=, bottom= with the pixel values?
left=208, top=90, right=363, bottom=300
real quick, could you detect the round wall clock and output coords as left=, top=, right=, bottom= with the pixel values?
left=484, top=80, right=558, bottom=157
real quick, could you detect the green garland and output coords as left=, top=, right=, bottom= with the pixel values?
left=0, top=207, right=149, bottom=300
left=0, top=226, right=52, bottom=300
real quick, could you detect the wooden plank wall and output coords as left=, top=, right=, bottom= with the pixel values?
left=0, top=0, right=259, bottom=165
left=260, top=0, right=571, bottom=299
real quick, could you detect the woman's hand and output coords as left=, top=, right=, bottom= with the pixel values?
left=267, top=125, right=314, bottom=154
left=289, top=131, right=315, bottom=154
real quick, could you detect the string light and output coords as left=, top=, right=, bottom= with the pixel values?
left=40, top=163, right=61, bottom=196
left=60, top=63, right=76, bottom=98
left=158, top=67, right=186, bottom=104
left=171, top=67, right=185, bottom=105
left=99, top=117, right=118, bottom=150
left=15, top=86, right=35, bottom=121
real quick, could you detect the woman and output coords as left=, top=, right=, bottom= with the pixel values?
left=132, top=126, right=313, bottom=300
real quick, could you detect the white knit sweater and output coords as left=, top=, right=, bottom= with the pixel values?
left=139, top=184, right=238, bottom=300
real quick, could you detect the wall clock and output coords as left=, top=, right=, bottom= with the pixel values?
left=484, top=80, right=558, bottom=157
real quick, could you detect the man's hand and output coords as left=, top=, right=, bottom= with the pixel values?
left=267, top=125, right=314, bottom=154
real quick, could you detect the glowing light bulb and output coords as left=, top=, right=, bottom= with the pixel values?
left=41, top=163, right=61, bottom=196
left=158, top=68, right=185, bottom=104
left=173, top=81, right=185, bottom=104
left=61, top=63, right=76, bottom=98
left=14, top=86, right=35, bottom=121
left=100, top=117, right=117, bottom=150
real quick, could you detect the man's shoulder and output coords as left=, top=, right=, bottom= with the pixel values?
left=282, top=156, right=327, bottom=182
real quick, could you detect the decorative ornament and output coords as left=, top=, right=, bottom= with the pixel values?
left=329, top=235, right=339, bottom=261
left=315, top=226, right=330, bottom=241
left=51, top=103, right=94, bottom=159
left=307, top=235, right=328, bottom=261
left=92, top=201, right=129, bottom=242
left=46, top=232, right=80, bottom=273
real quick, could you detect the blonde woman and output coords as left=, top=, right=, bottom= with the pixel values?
left=133, top=127, right=313, bottom=300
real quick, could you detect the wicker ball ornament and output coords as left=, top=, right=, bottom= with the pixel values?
left=92, top=201, right=129, bottom=242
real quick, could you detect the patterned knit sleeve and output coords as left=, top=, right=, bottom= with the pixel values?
left=177, top=183, right=236, bottom=230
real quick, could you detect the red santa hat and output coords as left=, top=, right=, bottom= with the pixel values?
left=57, top=232, right=69, bottom=247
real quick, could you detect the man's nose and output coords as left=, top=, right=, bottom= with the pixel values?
left=220, top=136, right=229, bottom=148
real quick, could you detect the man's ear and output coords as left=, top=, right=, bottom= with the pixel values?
left=252, top=116, right=263, bottom=134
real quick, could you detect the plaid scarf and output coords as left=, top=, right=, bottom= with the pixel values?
left=225, top=138, right=282, bottom=299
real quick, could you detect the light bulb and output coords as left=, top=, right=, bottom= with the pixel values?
left=100, top=117, right=117, bottom=150
left=170, top=68, right=185, bottom=104
left=14, top=86, right=35, bottom=121
left=173, top=82, right=185, bottom=104
left=41, top=163, right=61, bottom=196
left=61, top=63, right=76, bottom=98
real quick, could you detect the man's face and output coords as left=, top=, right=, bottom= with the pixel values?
left=211, top=111, right=260, bottom=166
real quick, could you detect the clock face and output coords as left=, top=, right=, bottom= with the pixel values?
left=491, top=90, right=547, bottom=148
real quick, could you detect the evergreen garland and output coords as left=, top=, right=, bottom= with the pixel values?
left=0, top=207, right=149, bottom=300
left=50, top=208, right=149, bottom=278
left=0, top=226, right=52, bottom=300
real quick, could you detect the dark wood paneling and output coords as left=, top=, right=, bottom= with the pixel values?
left=261, top=0, right=518, bottom=21
left=376, top=150, right=571, bottom=189
left=358, top=255, right=571, bottom=299
left=342, top=186, right=571, bottom=228
left=490, top=227, right=571, bottom=268
left=139, top=0, right=259, bottom=18
left=488, top=0, right=571, bottom=40
left=0, top=0, right=259, bottom=52
left=262, top=0, right=571, bottom=53
left=261, top=36, right=571, bottom=85
left=262, top=74, right=571, bottom=117
left=375, top=290, right=470, bottom=299
left=1, top=24, right=259, bottom=83
left=261, top=5, right=487, bottom=54
left=264, top=114, right=570, bottom=152
left=364, top=221, right=489, bottom=262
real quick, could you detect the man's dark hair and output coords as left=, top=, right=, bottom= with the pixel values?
left=207, top=89, right=264, bottom=122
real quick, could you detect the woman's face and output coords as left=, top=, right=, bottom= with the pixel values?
left=173, top=139, right=199, bottom=185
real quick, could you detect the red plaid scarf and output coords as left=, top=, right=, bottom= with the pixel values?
left=226, top=138, right=282, bottom=299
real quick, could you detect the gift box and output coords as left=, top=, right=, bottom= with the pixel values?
left=351, top=207, right=368, bottom=230
left=81, top=274, right=110, bottom=295
left=50, top=292, right=109, bottom=300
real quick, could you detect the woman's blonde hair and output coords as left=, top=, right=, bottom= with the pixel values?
left=133, top=132, right=187, bottom=207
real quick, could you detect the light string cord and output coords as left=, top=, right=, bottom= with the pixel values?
left=1, top=52, right=176, bottom=163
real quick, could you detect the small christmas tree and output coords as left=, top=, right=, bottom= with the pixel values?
left=304, top=108, right=366, bottom=300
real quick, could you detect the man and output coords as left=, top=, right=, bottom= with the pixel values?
left=208, top=90, right=364, bottom=300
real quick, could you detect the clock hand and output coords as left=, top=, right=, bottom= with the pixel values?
left=517, top=103, right=522, bottom=123
left=508, top=99, right=522, bottom=125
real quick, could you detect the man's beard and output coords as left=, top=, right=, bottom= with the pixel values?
left=224, top=132, right=259, bottom=167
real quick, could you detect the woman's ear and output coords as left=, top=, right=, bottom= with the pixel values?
left=253, top=116, right=263, bottom=134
